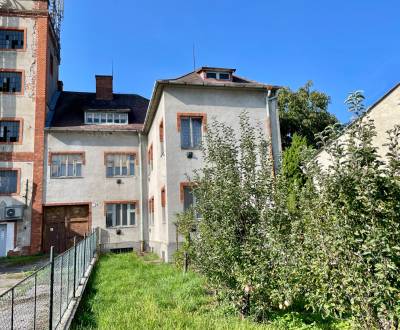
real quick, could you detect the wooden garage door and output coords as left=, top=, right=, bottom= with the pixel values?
left=43, top=204, right=90, bottom=254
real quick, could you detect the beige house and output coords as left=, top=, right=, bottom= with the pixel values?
left=44, top=68, right=281, bottom=261
left=315, top=83, right=400, bottom=169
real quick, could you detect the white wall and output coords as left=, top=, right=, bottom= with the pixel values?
left=44, top=130, right=143, bottom=248
left=147, top=85, right=278, bottom=261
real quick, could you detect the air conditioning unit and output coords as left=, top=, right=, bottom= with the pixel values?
left=4, top=206, right=24, bottom=220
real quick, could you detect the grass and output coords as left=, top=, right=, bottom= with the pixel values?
left=0, top=254, right=45, bottom=267
left=71, top=253, right=352, bottom=330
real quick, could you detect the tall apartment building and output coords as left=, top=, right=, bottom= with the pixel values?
left=0, top=0, right=63, bottom=256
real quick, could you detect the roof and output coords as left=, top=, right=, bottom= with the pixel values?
left=158, top=68, right=279, bottom=90
left=143, top=68, right=280, bottom=132
left=48, top=91, right=149, bottom=132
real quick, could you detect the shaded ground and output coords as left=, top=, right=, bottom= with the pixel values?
left=0, top=255, right=49, bottom=295
left=72, top=253, right=351, bottom=330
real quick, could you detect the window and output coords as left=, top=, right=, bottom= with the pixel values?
left=159, top=120, right=164, bottom=156
left=0, top=120, right=20, bottom=143
left=161, top=187, right=166, bottom=224
left=206, top=72, right=217, bottom=79
left=106, top=203, right=136, bottom=227
left=0, top=29, right=24, bottom=49
left=205, top=71, right=230, bottom=80
left=105, top=153, right=135, bottom=177
left=50, top=153, right=84, bottom=178
left=182, top=183, right=201, bottom=219
left=0, top=71, right=22, bottom=93
left=180, top=117, right=203, bottom=149
left=84, top=112, right=128, bottom=125
left=0, top=169, right=18, bottom=194
left=148, top=197, right=154, bottom=226
left=219, top=73, right=230, bottom=80
left=148, top=144, right=153, bottom=172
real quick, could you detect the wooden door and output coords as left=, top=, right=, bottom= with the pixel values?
left=43, top=206, right=66, bottom=254
left=43, top=204, right=90, bottom=253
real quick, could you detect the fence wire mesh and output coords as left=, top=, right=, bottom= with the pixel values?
left=0, top=230, right=97, bottom=330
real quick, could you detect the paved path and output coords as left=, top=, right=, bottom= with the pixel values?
left=0, top=256, right=49, bottom=295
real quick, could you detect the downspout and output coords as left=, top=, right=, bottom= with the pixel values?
left=266, top=89, right=281, bottom=174
left=138, top=132, right=145, bottom=252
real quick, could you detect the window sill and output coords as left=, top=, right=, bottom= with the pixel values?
left=50, top=176, right=84, bottom=179
left=106, top=225, right=137, bottom=229
left=180, top=147, right=201, bottom=151
left=106, top=175, right=136, bottom=179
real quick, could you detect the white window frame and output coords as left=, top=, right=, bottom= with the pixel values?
left=85, top=112, right=128, bottom=125
left=205, top=71, right=230, bottom=80
left=105, top=203, right=136, bottom=228
left=180, top=117, right=203, bottom=149
left=105, top=154, right=135, bottom=177
left=50, top=154, right=83, bottom=178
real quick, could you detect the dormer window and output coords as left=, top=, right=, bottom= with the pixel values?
left=85, top=112, right=128, bottom=125
left=205, top=71, right=231, bottom=81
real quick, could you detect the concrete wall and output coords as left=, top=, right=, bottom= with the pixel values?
left=44, top=130, right=143, bottom=248
left=316, top=85, right=400, bottom=169
left=147, top=85, right=278, bottom=261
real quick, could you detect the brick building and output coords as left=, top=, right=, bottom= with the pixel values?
left=0, top=0, right=62, bottom=256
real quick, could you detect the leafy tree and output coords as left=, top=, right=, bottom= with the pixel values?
left=278, top=81, right=338, bottom=149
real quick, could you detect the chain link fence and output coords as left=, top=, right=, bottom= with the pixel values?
left=0, top=229, right=98, bottom=330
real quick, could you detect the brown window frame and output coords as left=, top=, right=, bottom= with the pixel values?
left=0, top=167, right=21, bottom=196
left=0, top=27, right=26, bottom=51
left=0, top=69, right=24, bottom=95
left=0, top=118, right=23, bottom=144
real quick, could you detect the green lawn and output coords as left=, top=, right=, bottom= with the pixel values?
left=72, top=253, right=351, bottom=330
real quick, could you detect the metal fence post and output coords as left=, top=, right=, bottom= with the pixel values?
left=34, top=273, right=37, bottom=330
left=83, top=233, right=87, bottom=274
left=73, top=237, right=77, bottom=298
left=49, top=246, right=55, bottom=330
left=11, top=287, right=14, bottom=330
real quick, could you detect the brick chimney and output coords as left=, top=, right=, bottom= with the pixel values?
left=95, top=75, right=113, bottom=100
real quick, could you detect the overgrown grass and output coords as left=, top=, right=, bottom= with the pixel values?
left=0, top=254, right=45, bottom=267
left=72, top=253, right=351, bottom=329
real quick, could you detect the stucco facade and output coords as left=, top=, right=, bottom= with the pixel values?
left=146, top=84, right=280, bottom=260
left=316, top=83, right=400, bottom=170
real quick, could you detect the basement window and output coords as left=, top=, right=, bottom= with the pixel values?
left=0, top=29, right=24, bottom=49
left=0, top=120, right=20, bottom=143
left=0, top=71, right=22, bottom=93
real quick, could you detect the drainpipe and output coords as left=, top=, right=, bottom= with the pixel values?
left=266, top=90, right=282, bottom=174
left=138, top=132, right=145, bottom=252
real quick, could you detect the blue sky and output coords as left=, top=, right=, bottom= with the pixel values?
left=60, top=0, right=400, bottom=123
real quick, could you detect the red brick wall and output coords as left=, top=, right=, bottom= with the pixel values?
left=30, top=15, right=49, bottom=254
left=96, top=75, right=113, bottom=100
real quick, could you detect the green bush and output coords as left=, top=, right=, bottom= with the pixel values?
left=185, top=93, right=400, bottom=329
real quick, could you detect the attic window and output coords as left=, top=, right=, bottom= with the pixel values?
left=85, top=112, right=128, bottom=125
left=205, top=72, right=231, bottom=80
